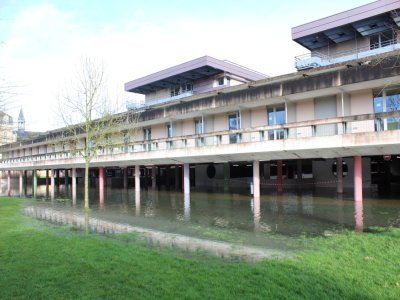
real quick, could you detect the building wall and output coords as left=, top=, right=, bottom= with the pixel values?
left=350, top=89, right=373, bottom=115
left=145, top=88, right=170, bottom=103
left=251, top=107, right=267, bottom=127
left=296, top=99, right=314, bottom=121
left=213, top=113, right=226, bottom=131
left=312, top=36, right=370, bottom=58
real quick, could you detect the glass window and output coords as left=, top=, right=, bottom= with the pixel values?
left=373, top=88, right=400, bottom=130
left=143, top=128, right=151, bottom=141
left=195, top=119, right=203, bottom=134
left=267, top=106, right=286, bottom=140
left=167, top=124, right=173, bottom=138
left=228, top=113, right=240, bottom=144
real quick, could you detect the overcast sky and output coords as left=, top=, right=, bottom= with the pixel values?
left=0, top=0, right=369, bottom=132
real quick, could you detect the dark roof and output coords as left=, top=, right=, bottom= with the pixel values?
left=124, top=56, right=267, bottom=94
left=292, top=0, right=400, bottom=50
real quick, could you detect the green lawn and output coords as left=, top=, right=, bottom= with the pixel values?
left=0, top=197, right=399, bottom=299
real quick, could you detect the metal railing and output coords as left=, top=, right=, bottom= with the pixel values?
left=2, top=111, right=399, bottom=166
left=295, top=39, right=400, bottom=70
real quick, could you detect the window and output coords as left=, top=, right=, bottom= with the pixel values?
left=370, top=30, right=396, bottom=50
left=167, top=124, right=173, bottom=138
left=218, top=77, right=225, bottom=86
left=170, top=83, right=193, bottom=97
left=228, top=112, right=241, bottom=144
left=267, top=106, right=286, bottom=140
left=143, top=128, right=151, bottom=141
left=373, top=88, right=400, bottom=130
left=195, top=118, right=204, bottom=146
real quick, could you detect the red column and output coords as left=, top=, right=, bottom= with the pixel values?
left=354, top=156, right=363, bottom=201
left=277, top=160, right=283, bottom=193
left=7, top=170, right=11, bottom=196
left=99, top=167, right=105, bottom=207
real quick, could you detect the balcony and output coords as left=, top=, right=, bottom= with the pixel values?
left=295, top=39, right=400, bottom=70
left=2, top=111, right=400, bottom=169
left=126, top=91, right=194, bottom=110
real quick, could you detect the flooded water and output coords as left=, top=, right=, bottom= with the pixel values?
left=1, top=181, right=400, bottom=258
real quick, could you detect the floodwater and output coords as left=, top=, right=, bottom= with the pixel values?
left=1, top=181, right=400, bottom=258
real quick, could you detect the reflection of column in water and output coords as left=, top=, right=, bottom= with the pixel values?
left=337, top=193, right=344, bottom=225
left=50, top=169, right=55, bottom=201
left=253, top=197, right=261, bottom=232
left=135, top=191, right=141, bottom=216
left=99, top=185, right=105, bottom=210
left=19, top=171, right=23, bottom=197
left=184, top=193, right=190, bottom=221
left=355, top=200, right=364, bottom=232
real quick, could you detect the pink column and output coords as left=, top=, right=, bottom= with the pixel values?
left=99, top=167, right=105, bottom=207
left=183, top=163, right=190, bottom=195
left=277, top=160, right=283, bottom=193
left=19, top=171, right=23, bottom=196
left=253, top=160, right=260, bottom=198
left=337, top=157, right=343, bottom=194
left=7, top=170, right=11, bottom=196
left=50, top=169, right=55, bottom=200
left=354, top=156, right=363, bottom=201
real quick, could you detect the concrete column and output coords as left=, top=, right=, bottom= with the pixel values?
left=72, top=168, right=77, bottom=205
left=99, top=167, right=105, bottom=188
left=135, top=165, right=140, bottom=193
left=337, top=157, right=343, bottom=194
left=253, top=160, right=260, bottom=198
left=99, top=167, right=105, bottom=207
left=50, top=169, right=55, bottom=200
left=223, top=163, right=230, bottom=192
left=354, top=156, right=363, bottom=201
left=19, top=171, right=23, bottom=196
left=152, top=166, right=157, bottom=189
left=277, top=160, right=283, bottom=193
left=7, top=170, right=11, bottom=196
left=45, top=170, right=49, bottom=186
left=123, top=167, right=128, bottom=189
left=183, top=163, right=190, bottom=195
left=45, top=170, right=49, bottom=198
left=33, top=170, right=37, bottom=198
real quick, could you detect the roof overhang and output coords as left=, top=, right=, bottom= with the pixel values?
left=292, top=0, right=400, bottom=50
left=124, top=56, right=267, bottom=94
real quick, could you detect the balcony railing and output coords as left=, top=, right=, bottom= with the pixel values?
left=2, top=111, right=399, bottom=166
left=295, top=39, right=400, bottom=70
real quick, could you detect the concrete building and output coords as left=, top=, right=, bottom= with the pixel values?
left=1, top=0, right=400, bottom=201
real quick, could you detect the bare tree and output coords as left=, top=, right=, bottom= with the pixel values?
left=58, top=57, right=129, bottom=210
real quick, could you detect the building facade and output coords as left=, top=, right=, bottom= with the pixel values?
left=1, top=0, right=400, bottom=201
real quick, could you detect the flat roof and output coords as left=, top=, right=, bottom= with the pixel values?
left=124, top=56, right=267, bottom=94
left=292, top=0, right=400, bottom=50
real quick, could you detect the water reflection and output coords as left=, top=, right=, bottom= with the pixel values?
left=1, top=182, right=399, bottom=242
left=355, top=200, right=364, bottom=232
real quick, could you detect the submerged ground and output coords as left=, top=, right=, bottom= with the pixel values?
left=0, top=197, right=399, bottom=299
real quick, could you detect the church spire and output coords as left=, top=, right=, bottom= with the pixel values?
left=18, top=108, right=25, bottom=133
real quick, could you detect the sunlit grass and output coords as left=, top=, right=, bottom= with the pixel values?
left=0, top=197, right=399, bottom=299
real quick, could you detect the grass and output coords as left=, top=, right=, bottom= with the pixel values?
left=0, top=197, right=399, bottom=299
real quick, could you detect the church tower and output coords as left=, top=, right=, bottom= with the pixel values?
left=18, top=108, right=25, bottom=133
